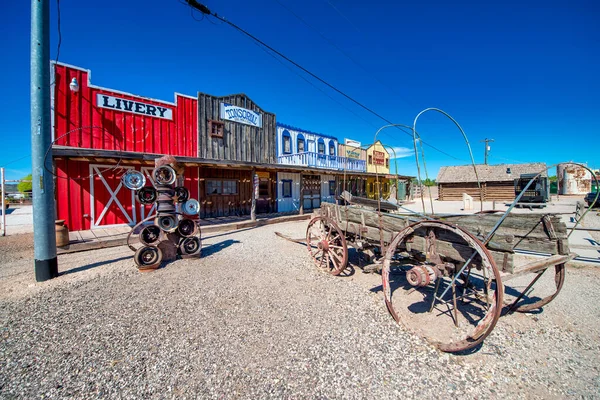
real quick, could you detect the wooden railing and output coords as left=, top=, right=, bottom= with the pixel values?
left=278, top=152, right=366, bottom=172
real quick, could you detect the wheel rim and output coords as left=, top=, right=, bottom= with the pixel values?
left=511, top=263, right=566, bottom=313
left=154, top=165, right=177, bottom=185
left=382, top=220, right=504, bottom=353
left=134, top=246, right=162, bottom=269
left=175, top=187, right=189, bottom=203
left=139, top=224, right=161, bottom=245
left=305, top=216, right=348, bottom=276
left=181, top=236, right=201, bottom=255
left=137, top=187, right=157, bottom=204
left=177, top=219, right=197, bottom=237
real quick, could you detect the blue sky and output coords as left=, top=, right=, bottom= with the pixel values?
left=1, top=0, right=598, bottom=180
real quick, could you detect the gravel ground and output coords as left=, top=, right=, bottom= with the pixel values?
left=1, top=222, right=599, bottom=399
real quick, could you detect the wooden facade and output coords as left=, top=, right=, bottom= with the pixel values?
left=198, top=93, right=276, bottom=164
left=438, top=182, right=515, bottom=201
left=437, top=163, right=547, bottom=201
left=52, top=63, right=414, bottom=231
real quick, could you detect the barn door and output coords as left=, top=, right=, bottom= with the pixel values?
left=90, top=164, right=136, bottom=228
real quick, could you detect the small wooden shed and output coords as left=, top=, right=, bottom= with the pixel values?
left=437, top=163, right=546, bottom=201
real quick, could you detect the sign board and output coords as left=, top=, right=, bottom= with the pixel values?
left=345, top=149, right=361, bottom=159
left=220, top=103, right=263, bottom=128
left=96, top=94, right=173, bottom=120
left=345, top=138, right=361, bottom=148
left=373, top=150, right=386, bottom=165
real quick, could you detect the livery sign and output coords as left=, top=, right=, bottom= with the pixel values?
left=96, top=94, right=173, bottom=120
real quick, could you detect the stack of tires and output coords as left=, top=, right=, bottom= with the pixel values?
left=122, top=164, right=201, bottom=271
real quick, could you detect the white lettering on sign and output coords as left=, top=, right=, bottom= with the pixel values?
left=345, top=138, right=361, bottom=147
left=96, top=94, right=173, bottom=120
left=373, top=150, right=386, bottom=165
left=220, top=103, right=263, bottom=128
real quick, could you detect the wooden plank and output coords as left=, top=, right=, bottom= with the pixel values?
left=503, top=253, right=576, bottom=281
left=79, top=230, right=96, bottom=241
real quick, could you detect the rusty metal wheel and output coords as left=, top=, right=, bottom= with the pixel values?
left=179, top=236, right=201, bottom=258
left=134, top=246, right=163, bottom=270
left=306, top=216, right=348, bottom=276
left=139, top=224, right=161, bottom=246
left=508, top=263, right=566, bottom=313
left=382, top=220, right=504, bottom=353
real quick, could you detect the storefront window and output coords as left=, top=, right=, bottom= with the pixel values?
left=223, top=180, right=238, bottom=195
left=259, top=179, right=269, bottom=196
left=282, top=180, right=292, bottom=198
left=206, top=180, right=221, bottom=195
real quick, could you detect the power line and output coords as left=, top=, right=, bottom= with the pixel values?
left=182, top=0, right=463, bottom=161
left=0, top=155, right=31, bottom=168
left=274, top=0, right=415, bottom=112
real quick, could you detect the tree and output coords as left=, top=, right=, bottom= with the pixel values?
left=17, top=174, right=32, bottom=193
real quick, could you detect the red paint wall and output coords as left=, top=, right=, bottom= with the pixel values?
left=53, top=63, right=197, bottom=157
left=56, top=159, right=202, bottom=231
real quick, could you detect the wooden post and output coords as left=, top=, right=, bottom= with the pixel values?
left=251, top=168, right=257, bottom=221
left=299, top=174, right=304, bottom=215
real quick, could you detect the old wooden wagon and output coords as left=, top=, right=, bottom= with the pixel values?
left=301, top=193, right=576, bottom=353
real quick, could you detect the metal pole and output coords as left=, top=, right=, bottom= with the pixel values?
left=480, top=138, right=494, bottom=165
left=251, top=168, right=257, bottom=221
left=1, top=168, right=5, bottom=236
left=31, top=0, right=58, bottom=281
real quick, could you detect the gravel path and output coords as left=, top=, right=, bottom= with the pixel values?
left=1, top=222, right=599, bottom=399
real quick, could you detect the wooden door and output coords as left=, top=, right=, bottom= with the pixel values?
left=302, top=174, right=321, bottom=210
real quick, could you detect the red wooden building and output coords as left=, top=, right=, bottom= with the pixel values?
left=52, top=62, right=282, bottom=231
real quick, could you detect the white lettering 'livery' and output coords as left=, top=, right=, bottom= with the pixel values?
left=96, top=94, right=173, bottom=120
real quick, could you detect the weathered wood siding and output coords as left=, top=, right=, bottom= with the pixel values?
left=438, top=182, right=515, bottom=201
left=198, top=167, right=253, bottom=218
left=198, top=93, right=276, bottom=163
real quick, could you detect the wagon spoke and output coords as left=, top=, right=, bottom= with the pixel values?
left=306, top=216, right=348, bottom=276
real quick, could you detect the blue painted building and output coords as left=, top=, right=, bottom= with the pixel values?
left=276, top=123, right=365, bottom=172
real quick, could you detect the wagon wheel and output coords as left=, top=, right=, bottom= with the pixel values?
left=306, top=216, right=348, bottom=276
left=508, top=263, right=566, bottom=313
left=382, top=220, right=504, bottom=353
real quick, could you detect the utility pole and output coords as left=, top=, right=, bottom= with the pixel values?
left=31, top=0, right=58, bottom=281
left=480, top=138, right=494, bottom=165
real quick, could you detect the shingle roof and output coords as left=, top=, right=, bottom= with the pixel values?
left=436, top=163, right=547, bottom=183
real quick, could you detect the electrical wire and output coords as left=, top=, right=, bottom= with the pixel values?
left=253, top=41, right=381, bottom=130
left=323, top=0, right=364, bottom=35
left=44, top=126, right=125, bottom=180
left=55, top=0, right=61, bottom=62
left=182, top=0, right=463, bottom=161
left=273, top=0, right=415, bottom=112
left=0, top=155, right=32, bottom=168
